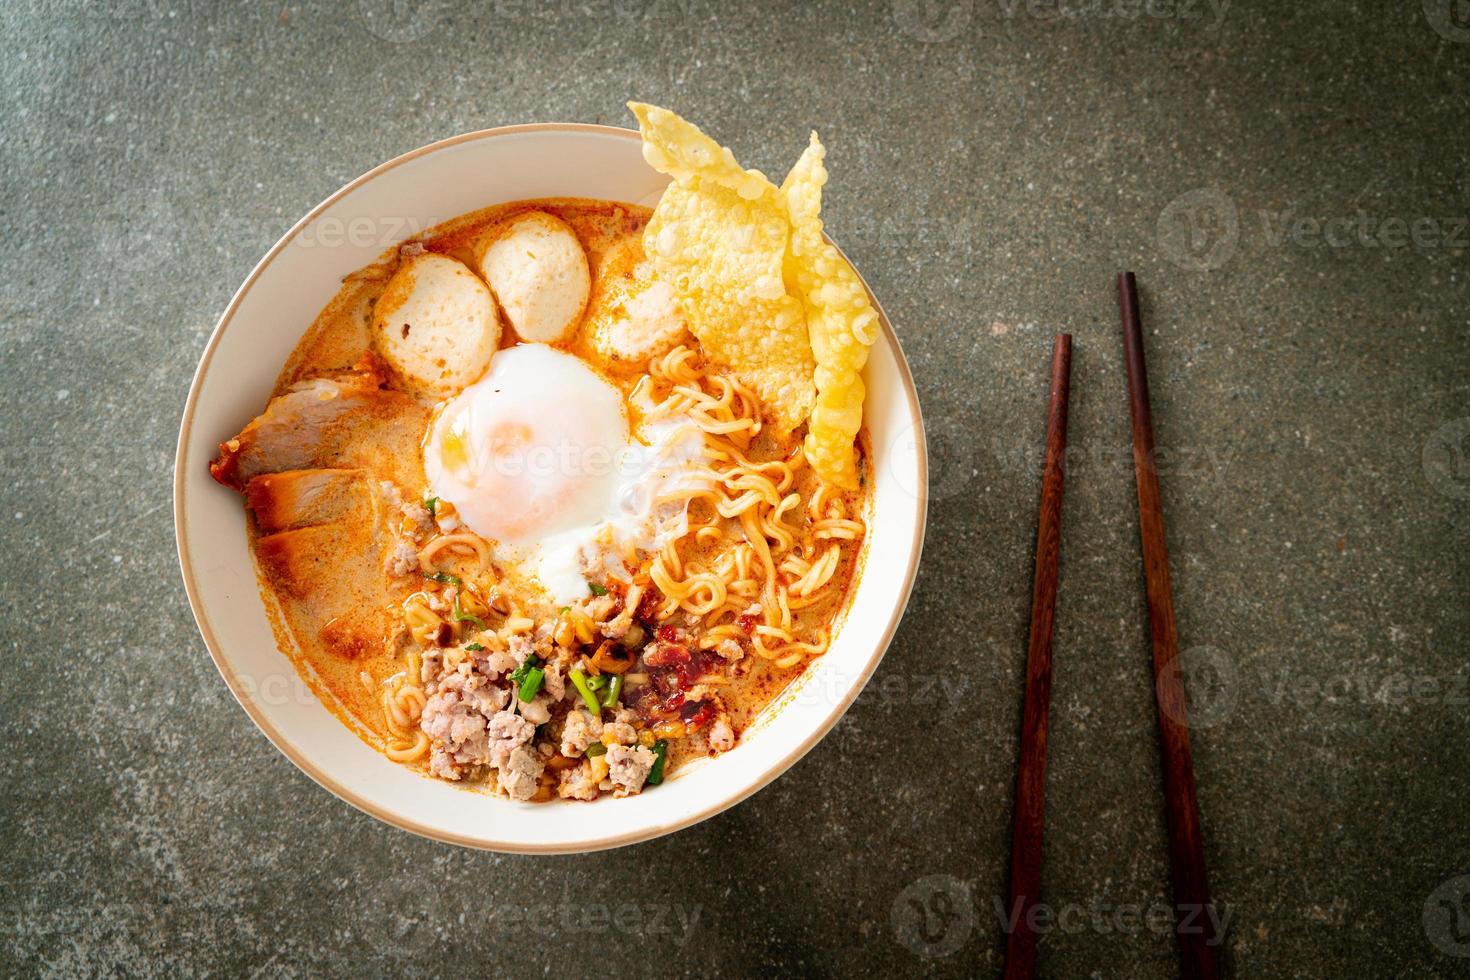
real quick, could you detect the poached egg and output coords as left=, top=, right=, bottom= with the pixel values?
left=423, top=343, right=706, bottom=604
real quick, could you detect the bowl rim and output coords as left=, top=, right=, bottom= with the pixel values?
left=174, top=122, right=928, bottom=852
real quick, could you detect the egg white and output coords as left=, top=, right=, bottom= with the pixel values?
left=424, top=343, right=708, bottom=605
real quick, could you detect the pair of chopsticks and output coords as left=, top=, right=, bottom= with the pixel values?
left=1001, top=274, right=1219, bottom=979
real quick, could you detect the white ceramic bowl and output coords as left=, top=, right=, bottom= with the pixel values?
left=175, top=124, right=927, bottom=852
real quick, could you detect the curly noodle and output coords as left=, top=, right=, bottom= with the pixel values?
left=643, top=345, right=866, bottom=669
left=384, top=341, right=867, bottom=749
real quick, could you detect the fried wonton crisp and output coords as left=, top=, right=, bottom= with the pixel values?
left=781, top=133, right=879, bottom=489
left=629, top=102, right=771, bottom=201
left=629, top=102, right=816, bottom=435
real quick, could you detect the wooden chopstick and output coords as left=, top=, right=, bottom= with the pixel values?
left=1003, top=333, right=1072, bottom=980
left=1117, top=272, right=1220, bottom=980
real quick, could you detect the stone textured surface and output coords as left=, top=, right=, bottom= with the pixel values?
left=3, top=0, right=1468, bottom=976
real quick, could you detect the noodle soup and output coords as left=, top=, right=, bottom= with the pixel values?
left=210, top=197, right=870, bottom=802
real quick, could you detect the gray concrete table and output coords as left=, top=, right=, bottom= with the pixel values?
left=3, top=1, right=1467, bottom=976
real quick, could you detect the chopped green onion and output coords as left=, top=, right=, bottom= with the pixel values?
left=585, top=741, right=607, bottom=757
left=426, top=571, right=461, bottom=586
left=451, top=596, right=486, bottom=631
left=587, top=582, right=608, bottom=597
left=568, top=668, right=603, bottom=717
left=647, top=740, right=668, bottom=785
left=601, top=674, right=623, bottom=709
left=424, top=496, right=439, bottom=516
left=517, top=666, right=545, bottom=702
left=586, top=674, right=608, bottom=692
left=465, top=642, right=484, bottom=652
left=508, top=654, right=541, bottom=686
left=558, top=606, right=571, bottom=615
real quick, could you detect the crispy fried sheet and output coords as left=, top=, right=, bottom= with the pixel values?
left=781, top=133, right=879, bottom=489
left=630, top=102, right=816, bottom=435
